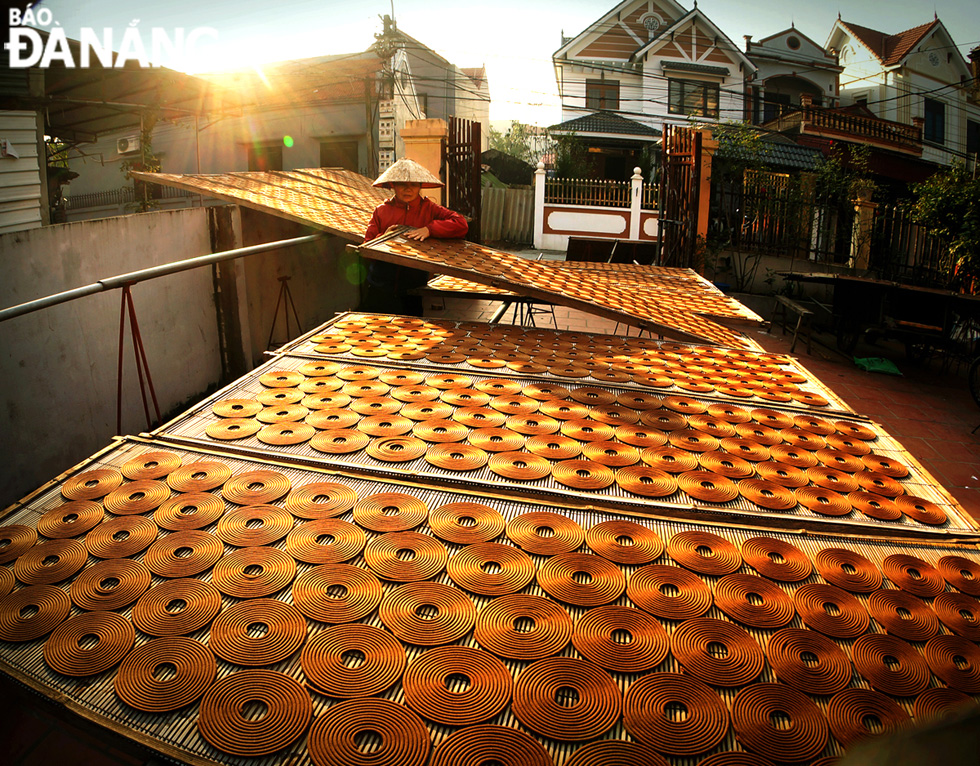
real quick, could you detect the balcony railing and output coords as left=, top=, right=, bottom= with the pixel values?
left=545, top=177, right=658, bottom=210
left=763, top=105, right=922, bottom=155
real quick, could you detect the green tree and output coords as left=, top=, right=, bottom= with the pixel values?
left=487, top=121, right=537, bottom=165
left=547, top=132, right=595, bottom=178
left=911, top=162, right=980, bottom=287
left=119, top=111, right=162, bottom=213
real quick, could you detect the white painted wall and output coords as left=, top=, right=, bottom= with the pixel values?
left=0, top=110, right=43, bottom=234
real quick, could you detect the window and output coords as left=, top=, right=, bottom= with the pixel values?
left=923, top=98, right=944, bottom=144
left=320, top=140, right=359, bottom=172
left=248, top=144, right=283, bottom=171
left=966, top=120, right=979, bottom=157
left=669, top=79, right=719, bottom=118
left=586, top=79, right=620, bottom=111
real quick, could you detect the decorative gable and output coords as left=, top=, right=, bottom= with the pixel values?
left=642, top=15, right=743, bottom=72
left=557, top=0, right=686, bottom=61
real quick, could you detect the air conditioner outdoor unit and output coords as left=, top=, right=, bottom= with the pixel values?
left=117, top=136, right=141, bottom=155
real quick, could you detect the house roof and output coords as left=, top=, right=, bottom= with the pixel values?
left=715, top=133, right=824, bottom=171
left=661, top=61, right=731, bottom=76
left=839, top=20, right=937, bottom=67
left=633, top=9, right=756, bottom=74
left=548, top=111, right=661, bottom=138
left=460, top=67, right=487, bottom=88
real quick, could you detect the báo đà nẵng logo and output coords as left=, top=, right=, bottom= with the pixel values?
left=5, top=6, right=219, bottom=68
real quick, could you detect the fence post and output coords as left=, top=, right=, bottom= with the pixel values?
left=629, top=167, right=643, bottom=241
left=850, top=181, right=877, bottom=270
left=533, top=161, right=546, bottom=249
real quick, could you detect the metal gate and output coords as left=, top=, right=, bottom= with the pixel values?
left=443, top=116, right=482, bottom=242
left=657, top=124, right=702, bottom=269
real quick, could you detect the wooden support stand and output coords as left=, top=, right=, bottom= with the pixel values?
left=771, top=295, right=813, bottom=354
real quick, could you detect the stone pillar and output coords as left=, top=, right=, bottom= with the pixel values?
left=629, top=166, right=643, bottom=241
left=401, top=118, right=448, bottom=205
left=697, top=130, right=717, bottom=262
left=850, top=181, right=877, bottom=271
left=533, top=161, right=546, bottom=249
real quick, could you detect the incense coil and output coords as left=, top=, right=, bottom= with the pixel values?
left=827, top=688, right=911, bottom=748
left=489, top=394, right=540, bottom=416
left=614, top=425, right=668, bottom=448
left=0, top=566, right=11, bottom=596
left=793, top=414, right=836, bottom=435
left=734, top=423, right=783, bottom=447
left=441, top=388, right=492, bottom=408
left=750, top=408, right=794, bottom=429
left=815, top=449, right=866, bottom=473
left=586, top=519, right=663, bottom=564
left=38, top=500, right=103, bottom=539
left=378, top=581, right=476, bottom=645
left=43, top=610, right=134, bottom=676
left=258, top=369, right=304, bottom=387
left=882, top=554, right=945, bottom=597
left=379, top=369, right=425, bottom=385
left=209, top=598, right=306, bottom=666
left=211, top=547, right=296, bottom=598
left=508, top=360, right=548, bottom=374
left=14, top=539, right=87, bottom=584
left=447, top=542, right=535, bottom=596
left=677, top=471, right=740, bottom=504
left=639, top=409, right=689, bottom=431
left=291, top=563, right=382, bottom=623
left=221, top=470, right=291, bottom=505
left=707, top=402, right=753, bottom=423
left=429, top=502, right=505, bottom=544
left=934, top=592, right=980, bottom=639
left=854, top=470, right=904, bottom=498
left=114, top=636, right=215, bottom=712
left=525, top=434, right=583, bottom=460
left=796, top=486, right=851, bottom=517
left=487, top=451, right=551, bottom=480
left=566, top=386, right=616, bottom=406
left=258, top=420, right=316, bottom=445
left=766, top=628, right=852, bottom=695
left=293, top=381, right=335, bottom=398
left=285, top=519, right=365, bottom=564
left=698, top=451, right=754, bottom=479
left=307, top=698, right=430, bottom=766
left=256, top=403, right=310, bottom=423
left=306, top=407, right=360, bottom=430
left=357, top=413, right=414, bottom=437
left=299, top=360, right=342, bottom=376
left=815, top=548, right=882, bottom=592
left=937, top=555, right=980, bottom=595
left=895, top=495, right=947, bottom=525
left=143, top=530, right=223, bottom=578
left=283, top=481, right=357, bottom=519
left=615, top=465, right=679, bottom=497
left=740, top=536, right=812, bottom=582
left=412, top=418, right=470, bottom=443
left=622, top=672, right=729, bottom=756
left=390, top=384, right=440, bottom=403
left=915, top=687, right=975, bottom=721
left=504, top=415, right=561, bottom=437
left=794, top=583, right=870, bottom=638
left=714, top=573, right=796, bottom=628
left=869, top=589, right=940, bottom=640
left=669, top=429, right=721, bottom=454
left=153, top=492, right=223, bottom=531
left=468, top=427, right=525, bottom=452
left=452, top=405, right=506, bottom=427
left=731, top=683, right=829, bottom=763
left=215, top=504, right=292, bottom=547
left=592, top=368, right=633, bottom=384
left=401, top=401, right=453, bottom=421
left=348, top=396, right=401, bottom=416
left=473, top=593, right=572, bottom=660
left=719, top=438, right=771, bottom=462
left=353, top=492, right=428, bottom=532
left=363, top=531, right=447, bottom=581
left=696, top=754, right=776, bottom=766
left=512, top=656, right=621, bottom=741
left=660, top=395, right=707, bottom=415
left=430, top=726, right=552, bottom=766
left=69, top=557, right=151, bottom=611
left=667, top=530, right=742, bottom=574
left=853, top=632, right=931, bottom=696
left=769, top=444, right=819, bottom=468
left=572, top=605, right=669, bottom=673
left=639, top=447, right=699, bottom=473
left=197, top=670, right=311, bottom=757
left=825, top=433, right=872, bottom=456
left=103, top=480, right=170, bottom=515
left=688, top=414, right=738, bottom=438
left=476, top=377, right=523, bottom=395
left=302, top=622, right=405, bottom=697
left=86, top=516, right=158, bottom=558
left=311, top=428, right=371, bottom=454
left=589, top=405, right=641, bottom=426
left=560, top=419, right=617, bottom=443
left=738, top=479, right=797, bottom=511
left=627, top=564, right=713, bottom=619
left=121, top=450, right=182, bottom=480
left=402, top=645, right=512, bottom=726
left=469, top=356, right=509, bottom=369
left=751, top=389, right=793, bottom=404
left=167, top=461, right=232, bottom=492
left=536, top=552, right=626, bottom=606
left=835, top=420, right=877, bottom=440
left=524, top=382, right=572, bottom=401
left=507, top=511, right=585, bottom=556
left=924, top=635, right=980, bottom=693
left=754, top=462, right=808, bottom=488
left=336, top=365, right=380, bottom=381
left=672, top=618, right=765, bottom=686
left=0, top=584, right=72, bottom=641
left=0, top=525, right=37, bottom=564
left=131, top=577, right=221, bottom=636
left=791, top=391, right=830, bottom=407
left=847, top=491, right=901, bottom=521
left=365, top=436, right=427, bottom=462
left=62, top=468, right=124, bottom=501
left=552, top=459, right=616, bottom=489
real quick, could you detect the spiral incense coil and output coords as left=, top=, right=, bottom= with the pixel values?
left=719, top=438, right=771, bottom=462
left=430, top=725, right=553, bottom=766
left=734, top=423, right=783, bottom=447
left=551, top=459, right=616, bottom=490
left=364, top=436, right=426, bottom=463
left=167, top=461, right=232, bottom=492
left=256, top=403, right=310, bottom=424
left=487, top=394, right=540, bottom=416
left=507, top=511, right=585, bottom=556
left=794, top=583, right=870, bottom=638
left=672, top=618, right=765, bottom=686
left=209, top=598, right=306, bottom=666
left=429, top=502, right=505, bottom=544
left=589, top=405, right=641, bottom=427
left=301, top=623, right=405, bottom=697
left=656, top=395, right=704, bottom=415
left=299, top=359, right=343, bottom=376
left=485, top=451, right=551, bottom=481
left=853, top=470, right=904, bottom=498
left=281, top=482, right=356, bottom=520
left=388, top=384, right=440, bottom=404
left=791, top=391, right=830, bottom=407
left=933, top=592, right=980, bottom=639
left=121, top=450, right=183, bottom=480
left=814, top=449, right=865, bottom=474
left=572, top=605, right=669, bottom=673
left=259, top=369, right=304, bottom=388
left=796, top=487, right=851, bottom=517
left=197, top=669, right=311, bottom=757
left=467, top=428, right=525, bottom=453
left=714, top=573, right=796, bottom=628
left=737, top=479, right=798, bottom=511
left=211, top=547, right=297, bottom=598
left=14, top=539, right=87, bottom=585
left=129, top=578, right=220, bottom=637
left=676, top=471, right=740, bottom=504
left=696, top=753, right=776, bottom=766
left=270, top=385, right=314, bottom=402
left=834, top=419, right=877, bottom=440
left=0, top=584, right=72, bottom=641
left=895, top=495, right=948, bottom=525
left=560, top=419, right=617, bottom=443
left=683, top=415, right=735, bottom=439
left=256, top=421, right=316, bottom=446
left=102, top=480, right=170, bottom=515
left=857, top=455, right=909, bottom=481
left=612, top=426, right=667, bottom=450
left=446, top=542, right=535, bottom=596
left=869, top=589, right=940, bottom=640
left=697, top=451, right=754, bottom=479
left=43, top=610, right=135, bottom=676
left=62, top=468, right=124, bottom=501
left=815, top=548, right=882, bottom=592
left=937, top=555, right=980, bottom=596
left=639, top=410, right=688, bottom=431
left=750, top=463, right=805, bottom=491
left=766, top=628, right=851, bottom=695
left=336, top=364, right=380, bottom=381
left=284, top=517, right=365, bottom=565
left=441, top=389, right=492, bottom=409
left=525, top=434, right=583, bottom=460
left=221, top=470, right=291, bottom=505
left=474, top=593, right=572, bottom=660
left=731, top=683, right=829, bottom=763
left=87, top=517, right=158, bottom=563
left=627, top=564, right=713, bottom=619
left=847, top=491, right=901, bottom=521
left=451, top=406, right=506, bottom=428
left=825, top=433, right=872, bottom=456
left=311, top=429, right=371, bottom=454
left=400, top=401, right=453, bottom=422
left=37, top=500, right=103, bottom=539
left=668, top=429, right=721, bottom=454
left=740, top=537, right=812, bottom=582
left=667, top=530, right=742, bottom=574
left=882, top=554, right=945, bottom=597
left=291, top=563, right=382, bottom=623
left=306, top=698, right=430, bottom=766
left=313, top=341, right=351, bottom=354
left=622, top=672, right=730, bottom=756
left=512, top=656, right=621, bottom=741
left=703, top=402, right=750, bottom=424
left=363, top=531, right=447, bottom=581
left=352, top=492, right=427, bottom=532
left=749, top=408, right=794, bottom=429
left=426, top=350, right=468, bottom=364
left=69, top=557, right=151, bottom=611
left=561, top=386, right=613, bottom=407
left=471, top=377, right=519, bottom=395
left=0, top=524, right=37, bottom=564
left=301, top=391, right=352, bottom=410
left=915, top=687, right=974, bottom=722
left=306, top=392, right=360, bottom=412
left=613, top=465, right=678, bottom=498
left=143, top=530, right=223, bottom=578
left=379, top=581, right=476, bottom=645
left=827, top=688, right=911, bottom=748
left=114, top=636, right=215, bottom=712
left=378, top=369, right=424, bottom=386
left=768, top=445, right=819, bottom=469
left=357, top=414, right=413, bottom=438
left=412, top=418, right=470, bottom=444
left=0, top=566, right=11, bottom=596
left=852, top=632, right=931, bottom=696
left=923, top=635, right=980, bottom=693
left=518, top=383, right=569, bottom=402
left=585, top=519, right=663, bottom=564
left=536, top=552, right=626, bottom=606
left=150, top=492, right=221, bottom=531
left=214, top=504, right=292, bottom=548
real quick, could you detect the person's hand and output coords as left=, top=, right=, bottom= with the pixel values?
left=404, top=226, right=430, bottom=241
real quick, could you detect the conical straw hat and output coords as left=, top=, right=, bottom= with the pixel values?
left=373, top=158, right=444, bottom=188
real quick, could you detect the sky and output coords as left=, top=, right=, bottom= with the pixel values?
left=19, top=0, right=980, bottom=126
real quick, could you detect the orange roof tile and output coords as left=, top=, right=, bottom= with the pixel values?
left=841, top=20, right=938, bottom=67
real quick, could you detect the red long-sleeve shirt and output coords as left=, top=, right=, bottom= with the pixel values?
left=362, top=195, right=468, bottom=242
